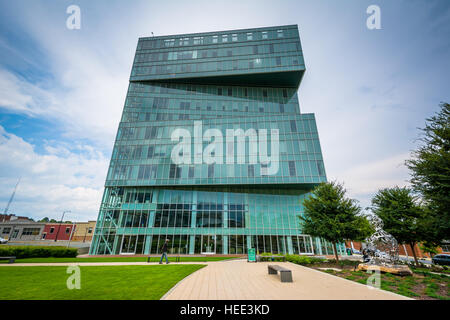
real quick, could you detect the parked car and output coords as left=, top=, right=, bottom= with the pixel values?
left=351, top=248, right=362, bottom=255
left=432, top=254, right=450, bottom=266
left=0, top=237, right=8, bottom=244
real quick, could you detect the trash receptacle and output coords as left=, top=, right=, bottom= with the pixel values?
left=346, top=248, right=352, bottom=256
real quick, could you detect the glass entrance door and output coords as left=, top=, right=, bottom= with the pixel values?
left=201, top=235, right=216, bottom=254
left=120, top=235, right=137, bottom=254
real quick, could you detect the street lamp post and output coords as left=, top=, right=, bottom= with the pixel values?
left=54, top=210, right=71, bottom=242
left=67, top=223, right=76, bottom=248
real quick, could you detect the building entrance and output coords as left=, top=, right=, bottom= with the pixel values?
left=201, top=235, right=216, bottom=254
left=120, top=235, right=137, bottom=254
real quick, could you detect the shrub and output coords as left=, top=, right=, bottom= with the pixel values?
left=259, top=252, right=285, bottom=262
left=285, top=255, right=325, bottom=265
left=258, top=253, right=328, bottom=265
left=0, top=246, right=77, bottom=259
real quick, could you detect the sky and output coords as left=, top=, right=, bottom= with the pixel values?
left=0, top=0, right=449, bottom=221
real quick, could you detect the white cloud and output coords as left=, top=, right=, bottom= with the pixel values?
left=0, top=69, right=52, bottom=116
left=0, top=126, right=108, bottom=221
left=329, top=153, right=411, bottom=208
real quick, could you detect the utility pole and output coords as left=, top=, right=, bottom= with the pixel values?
left=55, top=210, right=71, bottom=242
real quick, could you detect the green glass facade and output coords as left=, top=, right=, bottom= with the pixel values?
left=90, top=25, right=345, bottom=256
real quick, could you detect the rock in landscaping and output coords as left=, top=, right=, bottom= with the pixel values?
left=356, top=263, right=413, bottom=276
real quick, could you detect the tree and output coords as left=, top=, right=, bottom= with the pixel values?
left=39, top=217, right=50, bottom=222
left=420, top=241, right=439, bottom=258
left=299, top=181, right=374, bottom=262
left=371, top=187, right=427, bottom=266
left=406, top=102, right=450, bottom=244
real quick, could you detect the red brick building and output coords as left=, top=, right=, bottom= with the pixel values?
left=42, top=223, right=75, bottom=241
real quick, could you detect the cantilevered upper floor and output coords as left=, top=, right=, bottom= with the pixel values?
left=130, top=25, right=305, bottom=88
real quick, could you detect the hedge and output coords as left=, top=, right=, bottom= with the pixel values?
left=285, top=254, right=327, bottom=265
left=0, top=246, right=78, bottom=259
left=257, top=253, right=328, bottom=264
left=259, top=252, right=286, bottom=262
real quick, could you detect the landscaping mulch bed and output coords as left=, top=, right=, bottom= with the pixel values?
left=311, top=263, right=449, bottom=300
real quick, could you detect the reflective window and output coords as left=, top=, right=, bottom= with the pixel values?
left=290, top=120, right=297, bottom=132
left=288, top=161, right=296, bottom=176
left=208, top=164, right=214, bottom=178
left=248, top=165, right=254, bottom=177
left=276, top=56, right=281, bottom=66
left=193, top=37, right=204, bottom=45
left=164, top=39, right=175, bottom=47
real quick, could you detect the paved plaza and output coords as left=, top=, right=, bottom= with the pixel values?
left=162, top=259, right=410, bottom=300
left=1, top=259, right=411, bottom=299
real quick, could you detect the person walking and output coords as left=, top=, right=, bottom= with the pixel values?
left=159, top=238, right=170, bottom=264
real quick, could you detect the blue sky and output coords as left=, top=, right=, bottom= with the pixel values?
left=0, top=0, right=449, bottom=221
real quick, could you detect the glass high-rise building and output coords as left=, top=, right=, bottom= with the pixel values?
left=90, top=25, right=345, bottom=256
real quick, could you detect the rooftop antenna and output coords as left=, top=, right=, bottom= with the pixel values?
left=3, top=177, right=21, bottom=215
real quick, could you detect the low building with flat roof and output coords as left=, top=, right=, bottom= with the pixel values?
left=72, top=221, right=96, bottom=242
left=0, top=220, right=45, bottom=241
left=42, top=223, right=75, bottom=241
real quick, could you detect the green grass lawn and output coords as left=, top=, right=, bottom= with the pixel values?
left=0, top=265, right=205, bottom=300
left=318, top=268, right=450, bottom=300
left=411, top=266, right=450, bottom=275
left=0, top=256, right=236, bottom=263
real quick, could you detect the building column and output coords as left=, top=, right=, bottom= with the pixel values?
left=309, top=236, right=315, bottom=255
left=89, top=235, right=99, bottom=255
left=188, top=191, right=198, bottom=255
left=152, top=189, right=159, bottom=204
left=246, top=235, right=252, bottom=251
left=223, top=192, right=228, bottom=228
left=148, top=211, right=155, bottom=228
left=189, top=235, right=195, bottom=254
left=191, top=191, right=197, bottom=229
left=280, top=236, right=286, bottom=254
left=287, top=236, right=294, bottom=254
left=144, top=235, right=152, bottom=254
left=223, top=235, right=228, bottom=254
left=112, top=235, right=121, bottom=254
left=316, top=238, right=323, bottom=255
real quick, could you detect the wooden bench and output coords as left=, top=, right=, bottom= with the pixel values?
left=268, top=264, right=292, bottom=282
left=0, top=256, right=16, bottom=264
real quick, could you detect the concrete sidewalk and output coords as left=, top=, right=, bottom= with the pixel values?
left=162, top=259, right=411, bottom=300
